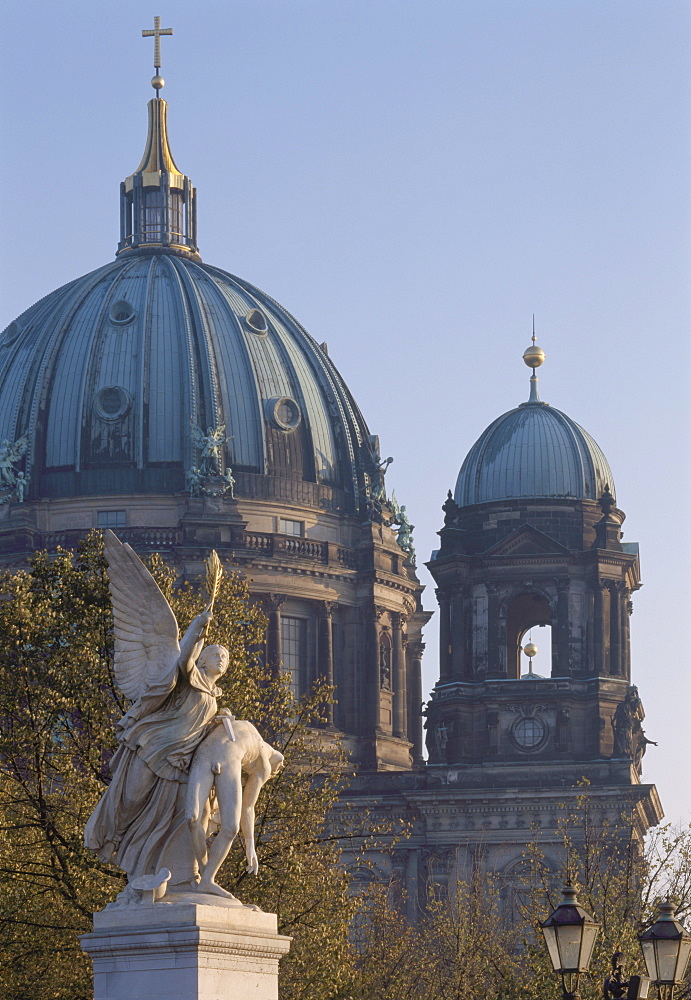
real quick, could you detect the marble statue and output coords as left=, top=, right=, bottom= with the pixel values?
left=184, top=720, right=284, bottom=899
left=84, top=531, right=280, bottom=906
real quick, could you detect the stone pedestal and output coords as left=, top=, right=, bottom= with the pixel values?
left=80, top=898, right=291, bottom=1000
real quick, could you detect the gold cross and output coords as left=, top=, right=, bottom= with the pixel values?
left=142, top=16, right=173, bottom=71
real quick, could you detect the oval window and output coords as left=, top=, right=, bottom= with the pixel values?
left=266, top=396, right=301, bottom=432
left=244, top=309, right=269, bottom=335
left=110, top=300, right=137, bottom=325
left=94, top=386, right=132, bottom=422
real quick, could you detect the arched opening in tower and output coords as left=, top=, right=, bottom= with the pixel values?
left=506, top=592, right=553, bottom=679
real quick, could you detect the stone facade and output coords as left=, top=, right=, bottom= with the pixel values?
left=338, top=479, right=662, bottom=908
left=0, top=487, right=428, bottom=770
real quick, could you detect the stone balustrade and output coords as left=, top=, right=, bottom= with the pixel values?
left=11, top=525, right=358, bottom=573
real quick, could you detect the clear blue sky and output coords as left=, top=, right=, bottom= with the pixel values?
left=1, top=1, right=689, bottom=825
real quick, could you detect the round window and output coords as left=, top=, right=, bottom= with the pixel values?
left=244, top=308, right=269, bottom=335
left=109, top=300, right=137, bottom=325
left=512, top=716, right=547, bottom=751
left=266, top=396, right=301, bottom=432
left=94, top=386, right=132, bottom=422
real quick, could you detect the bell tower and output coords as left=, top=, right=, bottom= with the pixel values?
left=418, top=337, right=662, bottom=867
left=340, top=339, right=661, bottom=906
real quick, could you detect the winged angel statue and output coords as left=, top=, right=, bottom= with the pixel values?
left=85, top=532, right=283, bottom=906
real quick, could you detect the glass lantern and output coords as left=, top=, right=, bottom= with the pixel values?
left=541, top=883, right=600, bottom=998
left=639, top=901, right=691, bottom=999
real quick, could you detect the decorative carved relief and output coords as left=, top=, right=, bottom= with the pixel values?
left=265, top=593, right=287, bottom=613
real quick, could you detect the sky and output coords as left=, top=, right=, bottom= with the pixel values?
left=1, top=1, right=689, bottom=827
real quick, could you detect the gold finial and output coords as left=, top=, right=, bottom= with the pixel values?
left=523, top=315, right=545, bottom=370
left=142, top=16, right=173, bottom=91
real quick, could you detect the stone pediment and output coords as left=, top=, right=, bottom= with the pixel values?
left=483, top=524, right=569, bottom=557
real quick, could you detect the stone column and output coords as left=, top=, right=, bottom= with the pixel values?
left=405, top=849, right=419, bottom=924
left=601, top=581, right=611, bottom=674
left=392, top=613, right=407, bottom=739
left=318, top=601, right=336, bottom=726
left=265, top=594, right=286, bottom=674
left=623, top=590, right=632, bottom=681
left=366, top=605, right=384, bottom=733
left=343, top=613, right=360, bottom=736
left=407, top=640, right=425, bottom=765
left=593, top=580, right=605, bottom=676
left=436, top=589, right=451, bottom=681
left=81, top=900, right=291, bottom=1000
left=583, top=585, right=595, bottom=675
left=609, top=582, right=622, bottom=676
left=555, top=577, right=570, bottom=677
left=486, top=583, right=503, bottom=677
left=450, top=585, right=467, bottom=679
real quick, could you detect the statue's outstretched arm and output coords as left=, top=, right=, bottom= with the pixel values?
left=178, top=608, right=213, bottom=677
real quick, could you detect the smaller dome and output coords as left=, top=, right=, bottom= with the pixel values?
left=455, top=400, right=615, bottom=507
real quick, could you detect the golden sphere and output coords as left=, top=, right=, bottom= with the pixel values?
left=523, top=344, right=545, bottom=368
left=151, top=75, right=165, bottom=90
left=523, top=641, right=538, bottom=658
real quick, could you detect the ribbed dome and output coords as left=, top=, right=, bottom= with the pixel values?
left=454, top=399, right=615, bottom=507
left=0, top=253, right=371, bottom=508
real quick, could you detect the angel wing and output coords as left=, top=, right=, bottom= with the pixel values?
left=104, top=530, right=180, bottom=702
left=190, top=421, right=207, bottom=451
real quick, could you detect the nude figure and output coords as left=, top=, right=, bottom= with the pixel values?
left=185, top=719, right=284, bottom=898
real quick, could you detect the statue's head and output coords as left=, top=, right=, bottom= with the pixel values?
left=198, top=644, right=230, bottom=681
left=268, top=749, right=285, bottom=776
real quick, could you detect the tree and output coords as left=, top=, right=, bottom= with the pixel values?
left=0, top=532, right=360, bottom=1000
left=346, top=800, right=691, bottom=1000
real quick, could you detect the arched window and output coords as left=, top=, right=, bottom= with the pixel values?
left=499, top=856, right=558, bottom=927
left=506, top=591, right=552, bottom=678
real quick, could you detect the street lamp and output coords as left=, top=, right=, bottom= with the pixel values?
left=638, top=900, right=691, bottom=1000
left=540, top=883, right=600, bottom=999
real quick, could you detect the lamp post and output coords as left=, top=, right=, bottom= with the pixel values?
left=603, top=951, right=651, bottom=999
left=638, top=900, right=691, bottom=1000
left=540, top=883, right=600, bottom=1000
